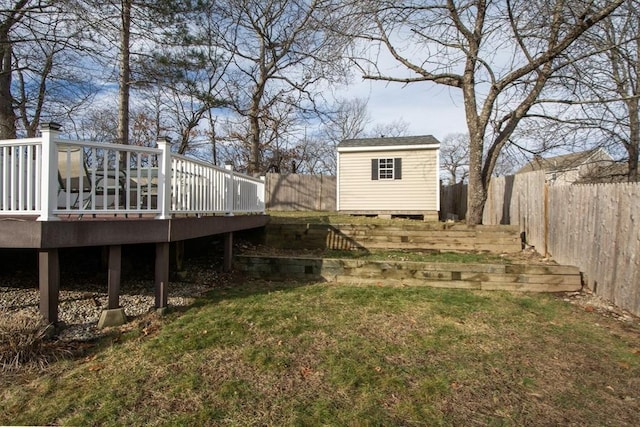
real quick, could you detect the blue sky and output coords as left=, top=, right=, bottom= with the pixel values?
left=346, top=72, right=468, bottom=141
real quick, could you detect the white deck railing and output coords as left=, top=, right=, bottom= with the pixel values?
left=0, top=125, right=265, bottom=221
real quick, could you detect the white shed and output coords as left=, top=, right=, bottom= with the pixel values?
left=337, top=135, right=440, bottom=220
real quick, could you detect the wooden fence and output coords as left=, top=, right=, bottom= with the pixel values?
left=546, top=183, right=639, bottom=316
left=451, top=171, right=640, bottom=317
left=265, top=173, right=336, bottom=211
left=482, top=171, right=548, bottom=254
left=439, top=182, right=468, bottom=220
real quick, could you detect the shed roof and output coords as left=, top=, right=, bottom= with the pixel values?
left=338, top=135, right=440, bottom=149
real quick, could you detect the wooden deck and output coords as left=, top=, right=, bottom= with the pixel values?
left=0, top=125, right=269, bottom=324
left=0, top=213, right=269, bottom=325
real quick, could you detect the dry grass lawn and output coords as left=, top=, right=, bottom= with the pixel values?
left=1, top=277, right=639, bottom=426
left=1, top=212, right=638, bottom=425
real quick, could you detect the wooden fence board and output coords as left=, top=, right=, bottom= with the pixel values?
left=269, top=172, right=639, bottom=315
left=265, top=173, right=336, bottom=211
left=439, top=182, right=467, bottom=220
left=547, top=183, right=640, bottom=316
left=458, top=173, right=640, bottom=317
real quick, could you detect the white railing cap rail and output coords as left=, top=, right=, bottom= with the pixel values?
left=0, top=137, right=43, bottom=146
left=171, top=153, right=264, bottom=184
left=55, top=138, right=162, bottom=155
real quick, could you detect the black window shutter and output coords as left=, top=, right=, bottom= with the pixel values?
left=371, top=159, right=378, bottom=180
left=394, top=158, right=402, bottom=179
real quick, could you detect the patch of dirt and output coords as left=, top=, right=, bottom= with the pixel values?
left=498, top=247, right=559, bottom=264
left=560, top=289, right=640, bottom=326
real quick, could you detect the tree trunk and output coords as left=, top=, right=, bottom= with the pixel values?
left=117, top=0, right=131, bottom=145
left=248, top=110, right=261, bottom=175
left=0, top=42, right=16, bottom=139
left=628, top=144, right=639, bottom=182
left=466, top=133, right=487, bottom=225
left=248, top=78, right=265, bottom=175
left=627, top=98, right=639, bottom=182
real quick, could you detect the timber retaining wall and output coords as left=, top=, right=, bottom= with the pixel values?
left=235, top=255, right=582, bottom=293
left=264, top=223, right=522, bottom=253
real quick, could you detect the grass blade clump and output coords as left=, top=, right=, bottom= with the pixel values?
left=0, top=310, right=66, bottom=372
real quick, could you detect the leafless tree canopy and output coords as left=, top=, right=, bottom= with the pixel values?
left=538, top=0, right=640, bottom=182
left=2, top=0, right=637, bottom=209
left=347, top=0, right=624, bottom=223
left=440, top=133, right=470, bottom=185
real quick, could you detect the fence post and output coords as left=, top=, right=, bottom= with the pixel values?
left=37, top=122, right=61, bottom=221
left=543, top=181, right=549, bottom=257
left=156, top=137, right=172, bottom=220
left=225, top=162, right=234, bottom=216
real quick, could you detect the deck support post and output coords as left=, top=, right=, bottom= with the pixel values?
left=38, top=249, right=60, bottom=324
left=174, top=240, right=184, bottom=271
left=155, top=242, right=170, bottom=310
left=224, top=232, right=233, bottom=272
left=107, top=245, right=122, bottom=309
left=98, top=245, right=127, bottom=328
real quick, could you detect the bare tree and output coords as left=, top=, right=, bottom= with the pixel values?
left=350, top=0, right=623, bottom=224
left=324, top=97, right=370, bottom=143
left=440, top=133, right=470, bottom=184
left=80, top=0, right=188, bottom=145
left=0, top=1, right=103, bottom=138
left=127, top=0, right=231, bottom=155
left=293, top=134, right=333, bottom=174
left=301, top=98, right=409, bottom=175
left=210, top=0, right=350, bottom=174
left=77, top=0, right=134, bottom=144
left=0, top=0, right=59, bottom=138
left=312, top=97, right=371, bottom=174
left=549, top=0, right=640, bottom=181
left=117, top=0, right=131, bottom=145
left=138, top=58, right=228, bottom=155
left=12, top=2, right=99, bottom=137
left=369, top=118, right=409, bottom=138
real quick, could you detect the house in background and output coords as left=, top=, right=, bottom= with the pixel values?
left=336, top=135, right=440, bottom=221
left=515, top=148, right=624, bottom=184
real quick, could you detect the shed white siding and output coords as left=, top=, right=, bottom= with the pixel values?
left=338, top=148, right=439, bottom=212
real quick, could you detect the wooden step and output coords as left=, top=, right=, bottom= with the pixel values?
left=264, top=223, right=523, bottom=253
left=235, top=255, right=582, bottom=293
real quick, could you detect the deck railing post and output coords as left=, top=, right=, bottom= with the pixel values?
left=225, top=162, right=234, bottom=216
left=156, top=137, right=172, bottom=220
left=37, top=122, right=61, bottom=221
left=259, top=175, right=266, bottom=213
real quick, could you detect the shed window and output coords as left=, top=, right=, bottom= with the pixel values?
left=371, top=158, right=402, bottom=180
